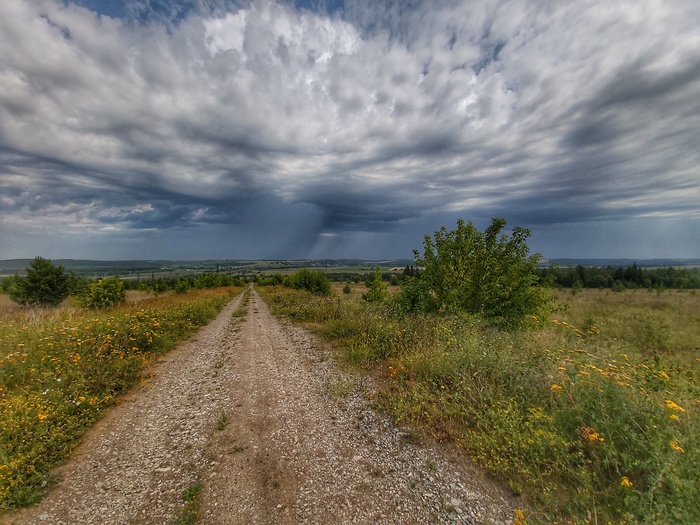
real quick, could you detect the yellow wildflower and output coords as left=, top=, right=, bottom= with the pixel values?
left=551, top=384, right=563, bottom=392
left=665, top=400, right=685, bottom=412
left=669, top=414, right=680, bottom=421
left=620, top=476, right=633, bottom=488
left=669, top=441, right=685, bottom=454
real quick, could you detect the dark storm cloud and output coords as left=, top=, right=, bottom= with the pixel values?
left=1, top=0, right=699, bottom=260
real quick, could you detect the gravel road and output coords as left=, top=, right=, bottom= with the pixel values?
left=3, top=287, right=520, bottom=525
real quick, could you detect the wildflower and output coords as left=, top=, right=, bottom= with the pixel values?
left=551, top=384, right=563, bottom=392
left=581, top=426, right=604, bottom=443
left=669, top=414, right=679, bottom=421
left=513, top=509, right=527, bottom=525
left=665, top=400, right=685, bottom=412
left=620, top=476, right=633, bottom=488
left=669, top=441, right=685, bottom=454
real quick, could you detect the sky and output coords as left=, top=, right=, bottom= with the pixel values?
left=1, top=0, right=699, bottom=261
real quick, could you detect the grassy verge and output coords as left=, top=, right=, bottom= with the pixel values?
left=0, top=287, right=241, bottom=509
left=258, top=286, right=699, bottom=524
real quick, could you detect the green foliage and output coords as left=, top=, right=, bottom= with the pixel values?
left=342, top=284, right=352, bottom=294
left=537, top=264, right=700, bottom=290
left=78, top=277, right=126, bottom=309
left=5, top=257, right=71, bottom=307
left=400, top=218, right=549, bottom=328
left=283, top=269, right=332, bottom=295
left=258, top=274, right=285, bottom=286
left=173, top=483, right=203, bottom=525
left=363, top=268, right=388, bottom=303
left=174, top=280, right=191, bottom=294
left=193, top=273, right=236, bottom=289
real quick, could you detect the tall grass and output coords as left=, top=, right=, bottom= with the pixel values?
left=0, top=287, right=240, bottom=509
left=259, top=286, right=700, bottom=524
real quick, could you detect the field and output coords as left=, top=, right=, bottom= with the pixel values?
left=0, top=287, right=242, bottom=509
left=260, top=286, right=700, bottom=524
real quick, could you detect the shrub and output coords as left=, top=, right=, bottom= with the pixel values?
left=363, top=268, right=388, bottom=303
left=78, top=277, right=126, bottom=309
left=400, top=218, right=549, bottom=328
left=283, top=269, right=331, bottom=295
left=343, top=284, right=352, bottom=294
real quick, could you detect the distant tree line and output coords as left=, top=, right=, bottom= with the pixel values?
left=536, top=263, right=700, bottom=290
left=1, top=257, right=246, bottom=308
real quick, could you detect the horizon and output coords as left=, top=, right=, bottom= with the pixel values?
left=1, top=1, right=699, bottom=261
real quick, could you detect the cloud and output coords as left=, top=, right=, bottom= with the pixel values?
left=0, top=0, right=698, bottom=260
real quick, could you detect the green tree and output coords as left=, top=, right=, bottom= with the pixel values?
left=79, top=277, right=126, bottom=309
left=363, top=268, right=388, bottom=303
left=6, top=257, right=71, bottom=307
left=401, top=218, right=549, bottom=328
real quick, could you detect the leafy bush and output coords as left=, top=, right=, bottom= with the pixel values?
left=4, top=257, right=71, bottom=307
left=398, top=218, right=549, bottom=328
left=78, top=277, right=126, bottom=309
left=363, top=268, right=388, bottom=303
left=283, top=269, right=331, bottom=295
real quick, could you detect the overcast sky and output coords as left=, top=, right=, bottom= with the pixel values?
left=1, top=0, right=699, bottom=261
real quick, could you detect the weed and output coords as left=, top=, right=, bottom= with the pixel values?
left=327, top=376, right=356, bottom=399
left=216, top=412, right=228, bottom=431
left=172, top=482, right=202, bottom=525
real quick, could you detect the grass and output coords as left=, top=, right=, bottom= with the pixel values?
left=258, top=285, right=700, bottom=524
left=0, top=287, right=241, bottom=510
left=172, top=482, right=203, bottom=525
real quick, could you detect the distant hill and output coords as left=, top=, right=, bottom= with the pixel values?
left=0, top=258, right=414, bottom=277
left=2, top=257, right=697, bottom=278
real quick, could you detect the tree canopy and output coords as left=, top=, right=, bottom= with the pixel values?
left=4, top=257, right=71, bottom=307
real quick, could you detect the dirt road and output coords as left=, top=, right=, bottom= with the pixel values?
left=4, top=287, right=519, bottom=524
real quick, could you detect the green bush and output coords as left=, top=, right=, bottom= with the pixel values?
left=283, top=269, right=331, bottom=295
left=78, top=277, right=126, bottom=309
left=363, top=268, right=388, bottom=303
left=398, top=218, right=549, bottom=328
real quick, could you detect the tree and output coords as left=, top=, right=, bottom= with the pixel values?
left=399, top=218, right=549, bottom=328
left=6, top=257, right=71, bottom=306
left=363, top=268, right=388, bottom=303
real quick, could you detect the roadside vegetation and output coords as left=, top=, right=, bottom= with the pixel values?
left=259, top=219, right=699, bottom=524
left=0, top=286, right=241, bottom=509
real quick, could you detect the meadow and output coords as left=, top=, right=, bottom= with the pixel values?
left=260, top=285, right=700, bottom=524
left=0, top=287, right=241, bottom=509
